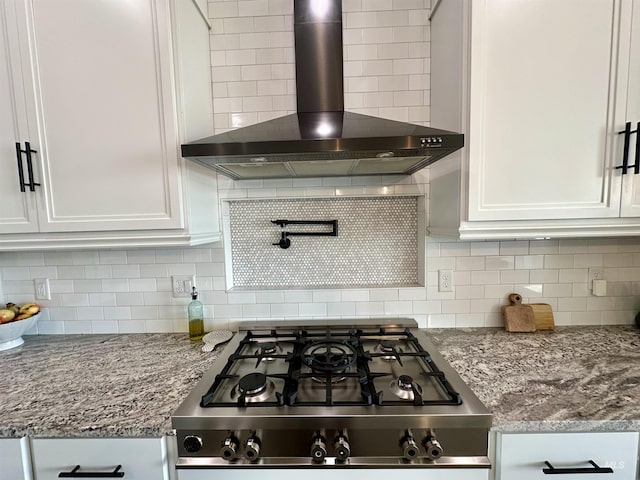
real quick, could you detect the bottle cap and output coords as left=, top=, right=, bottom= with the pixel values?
left=191, top=286, right=198, bottom=300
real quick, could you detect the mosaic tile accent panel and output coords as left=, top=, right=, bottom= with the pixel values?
left=229, top=197, right=419, bottom=288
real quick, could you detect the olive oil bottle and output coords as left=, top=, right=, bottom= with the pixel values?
left=188, top=286, right=204, bottom=341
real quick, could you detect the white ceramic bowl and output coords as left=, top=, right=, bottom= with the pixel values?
left=0, top=313, right=40, bottom=351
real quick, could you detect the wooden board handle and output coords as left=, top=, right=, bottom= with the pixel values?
left=508, top=293, right=522, bottom=305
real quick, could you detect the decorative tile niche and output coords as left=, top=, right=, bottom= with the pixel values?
left=226, top=196, right=423, bottom=289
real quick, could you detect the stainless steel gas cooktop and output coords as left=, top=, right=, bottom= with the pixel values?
left=172, top=319, right=492, bottom=470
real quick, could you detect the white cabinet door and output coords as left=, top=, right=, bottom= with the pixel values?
left=0, top=2, right=38, bottom=234
left=620, top=1, right=640, bottom=216
left=497, top=432, right=639, bottom=480
left=0, top=438, right=30, bottom=480
left=10, top=0, right=184, bottom=233
left=467, top=0, right=633, bottom=222
left=31, top=437, right=170, bottom=480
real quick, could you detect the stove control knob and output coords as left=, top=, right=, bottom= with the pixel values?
left=244, top=436, right=261, bottom=462
left=220, top=435, right=240, bottom=461
left=334, top=434, right=351, bottom=462
left=310, top=435, right=327, bottom=463
left=401, top=436, right=420, bottom=461
left=183, top=435, right=203, bottom=453
left=423, top=436, right=444, bottom=460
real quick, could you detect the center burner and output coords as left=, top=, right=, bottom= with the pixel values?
left=303, top=340, right=358, bottom=384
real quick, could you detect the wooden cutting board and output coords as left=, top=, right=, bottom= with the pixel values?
left=528, top=303, right=555, bottom=330
left=502, top=293, right=536, bottom=332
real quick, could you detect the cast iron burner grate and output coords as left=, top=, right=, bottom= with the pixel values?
left=199, top=328, right=462, bottom=408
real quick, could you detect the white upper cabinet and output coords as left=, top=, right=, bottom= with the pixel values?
left=0, top=0, right=220, bottom=249
left=430, top=0, right=640, bottom=239
left=0, top=2, right=37, bottom=234
left=620, top=2, right=640, bottom=216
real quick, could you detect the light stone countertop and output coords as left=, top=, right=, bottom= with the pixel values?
left=429, top=325, right=640, bottom=432
left=1, top=326, right=639, bottom=438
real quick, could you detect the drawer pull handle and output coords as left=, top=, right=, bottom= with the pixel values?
left=543, top=460, right=613, bottom=475
left=58, top=464, right=124, bottom=478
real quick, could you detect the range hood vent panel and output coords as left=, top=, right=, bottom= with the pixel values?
left=182, top=0, right=463, bottom=179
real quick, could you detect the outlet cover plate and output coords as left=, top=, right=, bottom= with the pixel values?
left=438, top=269, right=453, bottom=292
left=172, top=275, right=196, bottom=298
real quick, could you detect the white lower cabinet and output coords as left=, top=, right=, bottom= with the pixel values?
left=31, top=437, right=171, bottom=480
left=496, top=432, right=639, bottom=480
left=0, top=437, right=30, bottom=479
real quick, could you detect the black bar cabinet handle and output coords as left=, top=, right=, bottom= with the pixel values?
left=58, top=464, right=124, bottom=478
left=616, top=122, right=632, bottom=174
left=15, top=142, right=26, bottom=192
left=24, top=141, right=40, bottom=191
left=635, top=121, right=640, bottom=174
left=542, top=460, right=613, bottom=475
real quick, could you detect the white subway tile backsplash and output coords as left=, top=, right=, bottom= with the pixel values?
left=299, top=303, right=327, bottom=316
left=75, top=307, right=103, bottom=321
left=256, top=291, right=285, bottom=304
left=327, top=302, right=357, bottom=316
left=73, top=280, right=103, bottom=293
left=500, top=270, right=530, bottom=284
left=355, top=301, right=384, bottom=316
left=89, top=293, right=117, bottom=307
left=284, top=290, right=313, bottom=303
left=470, top=271, right=500, bottom=285
left=270, top=303, right=298, bottom=317
left=243, top=304, right=271, bottom=317
left=346, top=44, right=379, bottom=61
left=559, top=268, right=588, bottom=283
left=61, top=294, right=89, bottom=307
left=100, top=279, right=129, bottom=293
left=8, top=237, right=638, bottom=333
left=44, top=252, right=74, bottom=266
left=345, top=11, right=378, bottom=28
left=362, top=28, right=393, bottom=44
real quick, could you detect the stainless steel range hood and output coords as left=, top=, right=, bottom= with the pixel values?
left=181, top=0, right=463, bottom=180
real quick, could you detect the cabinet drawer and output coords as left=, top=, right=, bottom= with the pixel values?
left=0, top=438, right=29, bottom=479
left=31, top=437, right=168, bottom=480
left=497, top=432, right=639, bottom=480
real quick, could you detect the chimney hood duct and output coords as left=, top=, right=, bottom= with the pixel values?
left=181, top=0, right=463, bottom=180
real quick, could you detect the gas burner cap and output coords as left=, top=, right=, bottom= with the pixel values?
left=238, top=372, right=268, bottom=396
left=390, top=375, right=423, bottom=401
left=380, top=340, right=396, bottom=352
left=398, top=375, right=414, bottom=391
left=260, top=342, right=277, bottom=355
left=231, top=373, right=275, bottom=403
left=375, top=340, right=403, bottom=362
left=303, top=340, right=356, bottom=374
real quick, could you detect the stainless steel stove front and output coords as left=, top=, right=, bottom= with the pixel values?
left=172, top=319, right=492, bottom=472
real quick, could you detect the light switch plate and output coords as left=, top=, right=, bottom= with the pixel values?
left=34, top=278, right=51, bottom=300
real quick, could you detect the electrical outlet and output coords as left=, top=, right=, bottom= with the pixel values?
left=588, top=267, right=604, bottom=289
left=438, top=270, right=453, bottom=292
left=172, top=275, right=196, bottom=298
left=34, top=278, right=51, bottom=300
